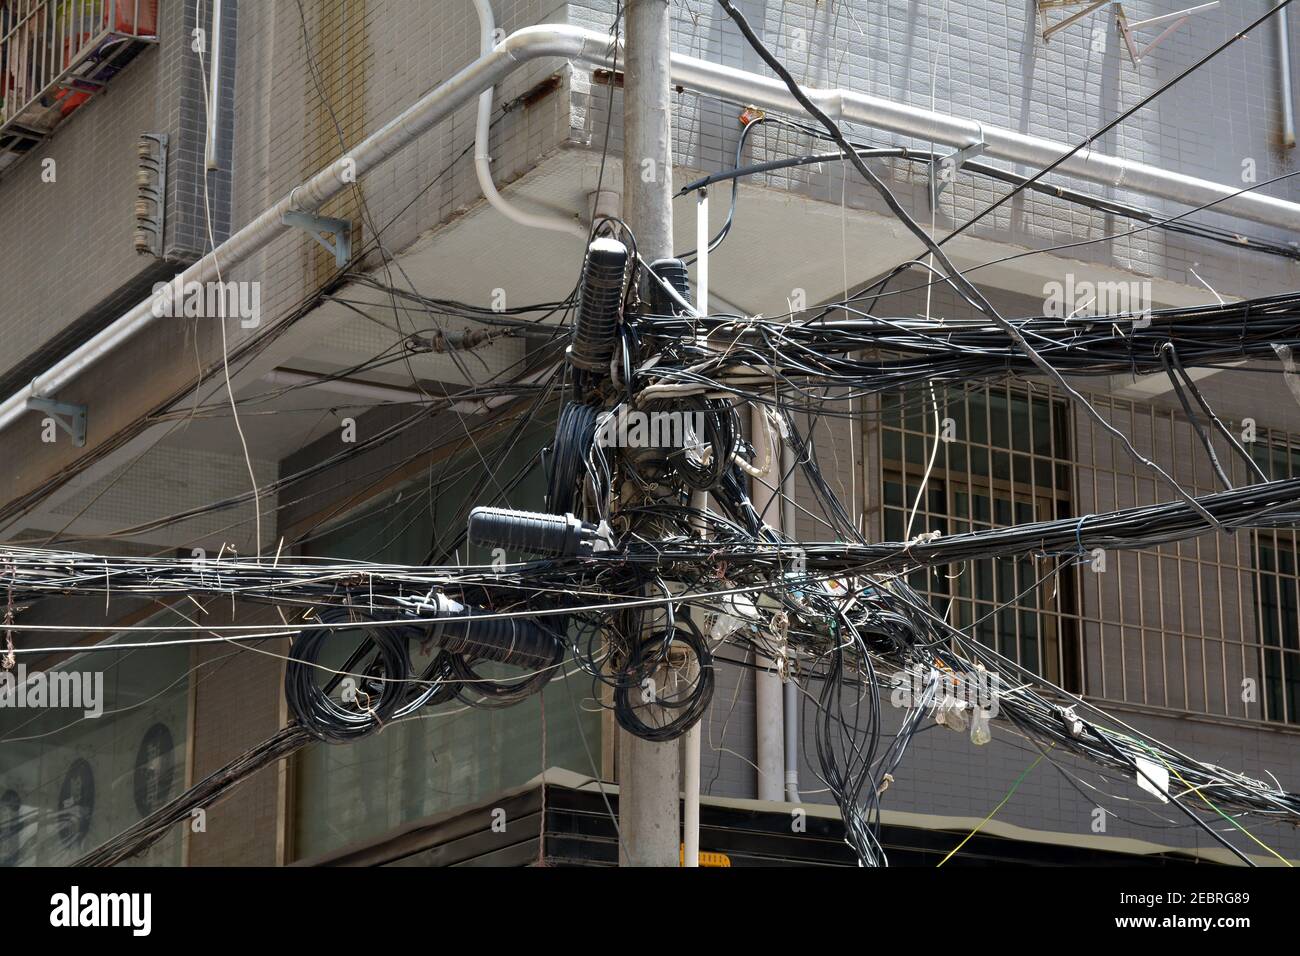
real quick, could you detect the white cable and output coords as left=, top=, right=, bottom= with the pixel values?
left=904, top=7, right=950, bottom=545
left=904, top=382, right=943, bottom=541
left=472, top=0, right=586, bottom=238
left=734, top=406, right=774, bottom=478
left=196, top=0, right=263, bottom=558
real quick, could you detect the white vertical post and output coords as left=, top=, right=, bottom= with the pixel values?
left=682, top=715, right=701, bottom=866
left=680, top=186, right=712, bottom=868
left=696, top=189, right=709, bottom=315
left=205, top=0, right=224, bottom=171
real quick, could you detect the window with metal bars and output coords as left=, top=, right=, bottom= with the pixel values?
left=878, top=380, right=1082, bottom=692
left=1251, top=440, right=1300, bottom=725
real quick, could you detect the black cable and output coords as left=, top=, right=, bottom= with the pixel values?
left=612, top=617, right=715, bottom=742
left=1161, top=343, right=1233, bottom=491
left=284, top=607, right=415, bottom=743
left=1093, top=731, right=1256, bottom=867
left=547, top=402, right=600, bottom=515
left=714, top=0, right=1222, bottom=533
left=1165, top=342, right=1269, bottom=484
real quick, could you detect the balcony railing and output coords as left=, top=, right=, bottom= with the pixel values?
left=0, top=0, right=158, bottom=173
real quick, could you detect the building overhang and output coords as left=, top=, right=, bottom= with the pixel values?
left=3, top=140, right=1290, bottom=549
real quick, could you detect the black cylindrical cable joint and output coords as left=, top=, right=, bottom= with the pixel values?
left=468, top=506, right=606, bottom=557
left=645, top=257, right=692, bottom=315
left=428, top=594, right=561, bottom=670
left=568, top=236, right=628, bottom=371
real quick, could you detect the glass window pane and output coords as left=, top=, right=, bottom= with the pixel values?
left=0, top=615, right=190, bottom=866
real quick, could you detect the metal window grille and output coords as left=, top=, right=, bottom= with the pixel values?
left=878, top=379, right=1082, bottom=692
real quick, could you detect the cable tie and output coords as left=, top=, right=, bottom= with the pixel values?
left=1074, top=513, right=1093, bottom=555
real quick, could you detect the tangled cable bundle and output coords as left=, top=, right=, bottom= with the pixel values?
left=20, top=9, right=1300, bottom=865
left=634, top=294, right=1300, bottom=400
left=284, top=607, right=416, bottom=743
left=611, top=618, right=715, bottom=742
left=283, top=606, right=475, bottom=743
left=604, top=476, right=1300, bottom=575
left=13, top=265, right=1300, bottom=865
left=547, top=402, right=599, bottom=514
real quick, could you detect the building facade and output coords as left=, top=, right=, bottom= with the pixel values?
left=1, top=0, right=1298, bottom=865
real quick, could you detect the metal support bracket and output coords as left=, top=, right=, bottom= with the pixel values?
left=1117, top=2, right=1219, bottom=66
left=1038, top=1, right=1111, bottom=44
left=27, top=397, right=86, bottom=447
left=929, top=137, right=986, bottom=210
left=135, top=133, right=168, bottom=258
left=283, top=211, right=352, bottom=268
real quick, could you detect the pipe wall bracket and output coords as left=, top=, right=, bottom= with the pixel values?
left=27, top=397, right=87, bottom=447
left=283, top=211, right=353, bottom=268
left=929, top=135, right=987, bottom=210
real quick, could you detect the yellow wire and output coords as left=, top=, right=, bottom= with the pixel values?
left=937, top=744, right=1053, bottom=867
left=1133, top=741, right=1294, bottom=868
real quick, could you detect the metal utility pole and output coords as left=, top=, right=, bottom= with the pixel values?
left=617, top=0, right=681, bottom=868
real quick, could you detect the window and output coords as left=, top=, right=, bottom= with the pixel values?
left=879, top=380, right=1081, bottom=690
left=0, top=611, right=189, bottom=866
left=1251, top=439, right=1300, bottom=724
left=1073, top=394, right=1262, bottom=718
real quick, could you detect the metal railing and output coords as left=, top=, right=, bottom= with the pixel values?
left=0, top=0, right=157, bottom=169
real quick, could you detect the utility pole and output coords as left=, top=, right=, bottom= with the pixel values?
left=617, top=0, right=681, bottom=868
left=750, top=404, right=786, bottom=803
